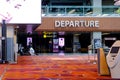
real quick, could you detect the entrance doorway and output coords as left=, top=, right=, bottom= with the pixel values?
left=17, top=31, right=91, bottom=55
left=79, top=33, right=91, bottom=53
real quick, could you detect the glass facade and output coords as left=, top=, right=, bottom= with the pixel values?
left=42, top=0, right=120, bottom=17
left=15, top=0, right=119, bottom=54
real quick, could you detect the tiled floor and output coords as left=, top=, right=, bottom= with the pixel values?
left=0, top=54, right=111, bottom=80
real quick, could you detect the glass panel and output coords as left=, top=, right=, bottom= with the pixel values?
left=42, top=6, right=120, bottom=17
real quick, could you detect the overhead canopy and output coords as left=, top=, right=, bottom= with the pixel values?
left=35, top=17, right=120, bottom=32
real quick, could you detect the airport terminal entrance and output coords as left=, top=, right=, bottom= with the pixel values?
left=17, top=31, right=120, bottom=56
left=16, top=17, right=120, bottom=55
left=17, top=32, right=91, bottom=55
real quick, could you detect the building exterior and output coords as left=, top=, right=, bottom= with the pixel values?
left=35, top=0, right=120, bottom=53
left=0, top=0, right=120, bottom=62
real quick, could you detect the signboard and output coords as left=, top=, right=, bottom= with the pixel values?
left=55, top=20, right=99, bottom=28
left=0, top=0, right=41, bottom=24
left=53, top=39, right=59, bottom=52
left=59, top=38, right=65, bottom=47
left=94, top=39, right=101, bottom=49
left=104, top=37, right=116, bottom=40
left=27, top=37, right=32, bottom=46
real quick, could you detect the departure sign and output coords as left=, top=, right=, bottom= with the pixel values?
left=0, top=0, right=41, bottom=24
left=55, top=20, right=99, bottom=28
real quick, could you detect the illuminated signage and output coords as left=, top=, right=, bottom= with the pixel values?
left=59, top=38, right=65, bottom=47
left=55, top=20, right=99, bottom=28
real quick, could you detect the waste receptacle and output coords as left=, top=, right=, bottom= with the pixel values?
left=97, top=48, right=110, bottom=75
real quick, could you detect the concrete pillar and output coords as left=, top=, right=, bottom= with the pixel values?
left=0, top=24, right=17, bottom=63
left=7, top=25, right=15, bottom=63
left=14, top=34, right=18, bottom=63
left=93, top=0, right=102, bottom=15
left=91, top=32, right=102, bottom=53
left=91, top=32, right=102, bottom=64
left=7, top=26, right=14, bottom=38
left=0, top=27, right=1, bottom=60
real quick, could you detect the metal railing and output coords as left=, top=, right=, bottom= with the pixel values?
left=42, top=6, right=120, bottom=17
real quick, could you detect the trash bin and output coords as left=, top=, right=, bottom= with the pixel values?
left=97, top=48, right=110, bottom=75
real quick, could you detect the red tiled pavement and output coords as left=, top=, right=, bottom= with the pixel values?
left=0, top=54, right=111, bottom=80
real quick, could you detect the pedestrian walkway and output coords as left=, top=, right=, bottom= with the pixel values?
left=0, top=54, right=111, bottom=80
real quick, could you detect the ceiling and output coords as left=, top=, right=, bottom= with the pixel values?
left=17, top=24, right=39, bottom=33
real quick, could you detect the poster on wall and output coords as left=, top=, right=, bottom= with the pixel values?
left=27, top=37, right=32, bottom=46
left=0, top=0, right=41, bottom=24
left=53, top=39, right=59, bottom=52
left=59, top=38, right=65, bottom=47
left=94, top=39, right=101, bottom=49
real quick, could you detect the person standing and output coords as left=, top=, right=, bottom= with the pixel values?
left=48, top=40, right=52, bottom=53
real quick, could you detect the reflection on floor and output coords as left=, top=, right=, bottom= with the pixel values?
left=0, top=54, right=111, bottom=80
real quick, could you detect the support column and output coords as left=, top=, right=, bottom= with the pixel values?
left=1, top=20, right=7, bottom=63
left=14, top=29, right=18, bottom=63
left=7, top=25, right=15, bottom=63
left=93, top=0, right=102, bottom=15
left=0, top=26, right=2, bottom=62
left=91, top=32, right=102, bottom=52
left=91, top=32, right=102, bottom=64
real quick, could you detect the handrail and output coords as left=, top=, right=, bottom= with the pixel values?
left=42, top=6, right=120, bottom=17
